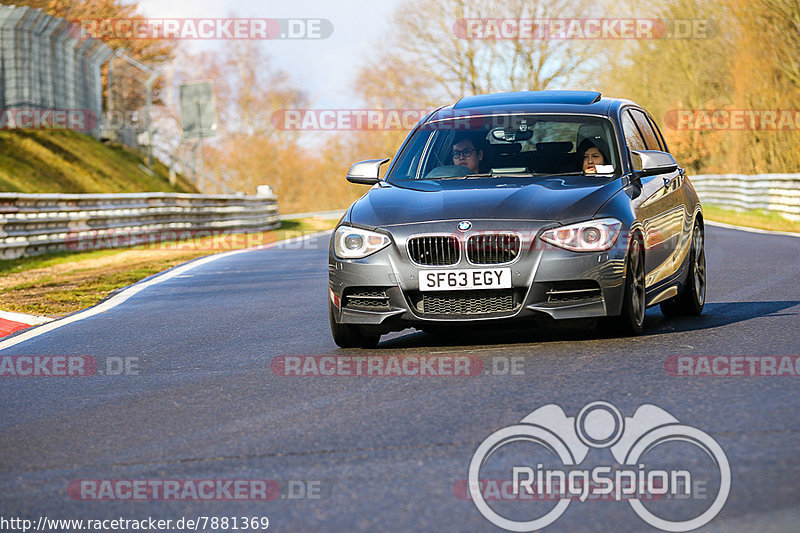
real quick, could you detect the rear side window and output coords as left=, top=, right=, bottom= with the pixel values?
left=647, top=114, right=670, bottom=153
left=621, top=111, right=646, bottom=151
left=630, top=109, right=663, bottom=151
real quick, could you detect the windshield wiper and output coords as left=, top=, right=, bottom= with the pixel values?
left=437, top=173, right=493, bottom=180
left=439, top=172, right=542, bottom=180
left=539, top=171, right=615, bottom=177
left=536, top=171, right=586, bottom=177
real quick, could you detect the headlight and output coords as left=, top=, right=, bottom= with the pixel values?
left=540, top=218, right=622, bottom=252
left=334, top=225, right=392, bottom=258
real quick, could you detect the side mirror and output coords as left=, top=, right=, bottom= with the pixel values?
left=631, top=150, right=678, bottom=177
left=346, top=158, right=390, bottom=185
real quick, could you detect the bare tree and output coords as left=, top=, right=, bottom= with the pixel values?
left=358, top=0, right=599, bottom=106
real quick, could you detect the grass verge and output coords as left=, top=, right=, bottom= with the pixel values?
left=0, top=130, right=197, bottom=193
left=703, top=205, right=800, bottom=233
left=0, top=218, right=335, bottom=317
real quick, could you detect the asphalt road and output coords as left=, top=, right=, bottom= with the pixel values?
left=1, top=225, right=799, bottom=532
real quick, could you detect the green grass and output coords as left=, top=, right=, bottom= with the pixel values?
left=0, top=129, right=197, bottom=193
left=703, top=205, right=800, bottom=233
left=0, top=248, right=129, bottom=276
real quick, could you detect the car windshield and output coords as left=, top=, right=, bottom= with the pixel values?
left=386, top=114, right=619, bottom=183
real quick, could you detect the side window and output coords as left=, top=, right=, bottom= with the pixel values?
left=621, top=111, right=646, bottom=151
left=422, top=131, right=451, bottom=176
left=646, top=114, right=670, bottom=153
left=630, top=109, right=662, bottom=151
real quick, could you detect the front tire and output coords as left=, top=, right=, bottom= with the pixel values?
left=329, top=302, right=380, bottom=348
left=613, top=236, right=646, bottom=336
left=661, top=221, right=705, bottom=316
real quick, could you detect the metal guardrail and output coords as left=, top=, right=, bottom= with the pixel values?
left=691, top=174, right=800, bottom=221
left=0, top=192, right=279, bottom=259
left=280, top=209, right=345, bottom=221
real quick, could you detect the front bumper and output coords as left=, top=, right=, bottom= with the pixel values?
left=329, top=219, right=628, bottom=332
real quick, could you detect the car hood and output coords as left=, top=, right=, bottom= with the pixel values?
left=348, top=177, right=624, bottom=227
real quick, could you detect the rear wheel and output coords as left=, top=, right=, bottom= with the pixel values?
left=329, top=302, right=380, bottom=348
left=611, top=236, right=646, bottom=336
left=661, top=221, right=705, bottom=316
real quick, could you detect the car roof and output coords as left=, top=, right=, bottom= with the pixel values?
left=455, top=90, right=602, bottom=107
left=429, top=91, right=635, bottom=121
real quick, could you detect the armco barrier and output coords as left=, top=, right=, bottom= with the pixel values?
left=0, top=192, right=279, bottom=259
left=691, top=173, right=800, bottom=221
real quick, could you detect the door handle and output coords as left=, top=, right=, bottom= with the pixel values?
left=664, top=168, right=684, bottom=189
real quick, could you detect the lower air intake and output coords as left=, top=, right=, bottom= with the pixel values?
left=419, top=289, right=516, bottom=315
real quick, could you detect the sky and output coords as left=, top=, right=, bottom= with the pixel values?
left=137, top=0, right=404, bottom=109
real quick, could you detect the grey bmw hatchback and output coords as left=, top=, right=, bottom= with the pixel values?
left=329, top=91, right=705, bottom=348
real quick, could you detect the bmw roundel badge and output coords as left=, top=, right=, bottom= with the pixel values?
left=458, top=221, right=472, bottom=231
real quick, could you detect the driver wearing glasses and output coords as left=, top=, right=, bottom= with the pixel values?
left=451, top=135, right=484, bottom=174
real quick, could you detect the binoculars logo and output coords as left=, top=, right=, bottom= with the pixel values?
left=468, top=401, right=730, bottom=531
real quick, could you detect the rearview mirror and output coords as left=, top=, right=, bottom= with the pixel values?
left=631, top=150, right=678, bottom=177
left=490, top=127, right=533, bottom=142
left=346, top=158, right=390, bottom=185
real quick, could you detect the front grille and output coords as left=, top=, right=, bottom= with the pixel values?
left=407, top=235, right=459, bottom=266
left=418, top=289, right=516, bottom=316
left=467, top=234, right=520, bottom=264
left=343, top=287, right=391, bottom=311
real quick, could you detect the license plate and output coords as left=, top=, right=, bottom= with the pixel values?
left=419, top=268, right=512, bottom=291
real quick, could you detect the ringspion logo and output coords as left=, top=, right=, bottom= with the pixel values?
left=467, top=402, right=729, bottom=531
